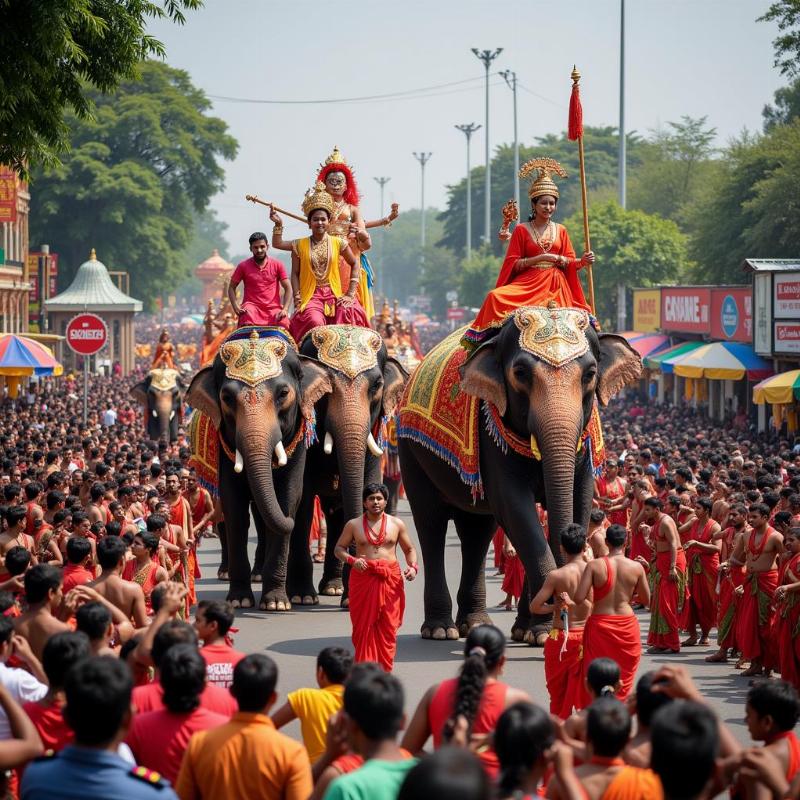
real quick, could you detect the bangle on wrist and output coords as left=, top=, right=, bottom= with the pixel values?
left=409, top=563, right=419, bottom=573
left=346, top=554, right=356, bottom=566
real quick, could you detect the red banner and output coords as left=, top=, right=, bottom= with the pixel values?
left=709, top=288, right=752, bottom=343
left=661, top=287, right=711, bottom=334
left=0, top=167, right=17, bottom=223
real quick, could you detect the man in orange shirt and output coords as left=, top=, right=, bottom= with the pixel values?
left=175, top=653, right=312, bottom=800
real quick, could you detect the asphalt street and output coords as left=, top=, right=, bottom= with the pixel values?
left=194, top=499, right=754, bottom=746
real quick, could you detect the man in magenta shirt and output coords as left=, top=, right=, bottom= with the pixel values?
left=227, top=232, right=291, bottom=328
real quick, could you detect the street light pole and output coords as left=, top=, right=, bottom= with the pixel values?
left=471, top=47, right=503, bottom=243
left=617, top=0, right=627, bottom=332
left=499, top=69, right=519, bottom=215
left=373, top=176, right=390, bottom=295
left=455, top=123, right=481, bottom=260
left=412, top=152, right=432, bottom=263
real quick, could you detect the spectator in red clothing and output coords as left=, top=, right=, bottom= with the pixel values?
left=126, top=644, right=227, bottom=783
left=22, top=631, right=91, bottom=753
left=195, top=600, right=244, bottom=689
left=61, top=538, right=94, bottom=594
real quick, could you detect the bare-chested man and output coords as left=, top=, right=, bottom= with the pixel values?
left=334, top=482, right=417, bottom=672
left=14, top=564, right=70, bottom=660
left=573, top=523, right=650, bottom=704
left=530, top=524, right=592, bottom=719
left=0, top=507, right=36, bottom=576
left=730, top=502, right=783, bottom=676
left=586, top=510, right=609, bottom=558
left=90, top=535, right=149, bottom=629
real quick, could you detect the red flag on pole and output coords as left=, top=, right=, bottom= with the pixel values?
left=568, top=66, right=583, bottom=141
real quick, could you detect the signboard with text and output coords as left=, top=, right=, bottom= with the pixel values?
left=632, top=289, right=661, bottom=332
left=709, top=287, right=752, bottom=343
left=446, top=307, right=466, bottom=321
left=774, top=273, right=800, bottom=319
left=66, top=314, right=108, bottom=356
left=661, top=287, right=711, bottom=334
left=0, top=168, right=17, bottom=223
left=775, top=322, right=800, bottom=354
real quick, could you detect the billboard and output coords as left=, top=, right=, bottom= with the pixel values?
left=709, top=288, right=752, bottom=343
left=661, top=287, right=711, bottom=334
left=0, top=167, right=17, bottom=224
left=774, top=273, right=800, bottom=319
left=632, top=289, right=661, bottom=332
left=775, top=322, right=800, bottom=354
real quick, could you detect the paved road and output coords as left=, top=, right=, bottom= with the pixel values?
left=194, top=499, right=754, bottom=745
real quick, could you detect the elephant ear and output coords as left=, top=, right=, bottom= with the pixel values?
left=382, top=357, right=408, bottom=419
left=596, top=333, right=643, bottom=407
left=459, top=341, right=507, bottom=416
left=186, top=366, right=221, bottom=429
left=298, top=355, right=333, bottom=422
left=130, top=377, right=149, bottom=406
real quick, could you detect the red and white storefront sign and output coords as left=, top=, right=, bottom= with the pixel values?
left=661, top=287, right=711, bottom=334
left=774, top=322, right=800, bottom=353
left=774, top=273, right=800, bottom=319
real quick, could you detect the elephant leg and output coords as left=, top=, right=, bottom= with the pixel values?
left=216, top=520, right=228, bottom=580
left=259, top=530, right=292, bottom=612
left=288, top=489, right=318, bottom=605
left=251, top=507, right=267, bottom=583
left=218, top=465, right=254, bottom=609
left=320, top=504, right=345, bottom=598
left=384, top=476, right=401, bottom=516
left=453, top=510, right=497, bottom=638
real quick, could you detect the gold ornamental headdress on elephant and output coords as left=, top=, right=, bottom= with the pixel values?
left=311, top=325, right=382, bottom=380
left=514, top=304, right=589, bottom=367
left=149, top=368, right=180, bottom=392
left=301, top=181, right=336, bottom=218
left=518, top=157, right=568, bottom=200
left=219, top=328, right=297, bottom=387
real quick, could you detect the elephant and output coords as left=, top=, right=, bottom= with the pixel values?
left=397, top=305, right=641, bottom=642
left=286, top=325, right=408, bottom=606
left=131, top=368, right=187, bottom=442
left=186, top=326, right=332, bottom=609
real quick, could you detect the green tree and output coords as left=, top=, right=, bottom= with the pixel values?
left=763, top=77, right=800, bottom=130
left=562, top=201, right=691, bottom=327
left=458, top=246, right=502, bottom=309
left=417, top=245, right=460, bottom=319
left=30, top=60, right=237, bottom=309
left=0, top=0, right=201, bottom=175
left=759, top=0, right=800, bottom=77
left=438, top=128, right=643, bottom=258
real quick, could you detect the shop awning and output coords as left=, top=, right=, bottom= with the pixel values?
left=672, top=342, right=773, bottom=381
left=752, top=370, right=800, bottom=405
left=0, top=334, right=63, bottom=376
left=618, top=332, right=671, bottom=359
left=644, top=341, right=705, bottom=373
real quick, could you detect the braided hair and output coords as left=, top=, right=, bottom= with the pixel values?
left=442, top=624, right=505, bottom=743
left=495, top=702, right=555, bottom=797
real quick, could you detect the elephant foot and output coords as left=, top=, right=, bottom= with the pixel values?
left=290, top=594, right=318, bottom=606
left=340, top=596, right=349, bottom=609
left=217, top=570, right=229, bottom=581
left=319, top=577, right=344, bottom=596
left=251, top=573, right=262, bottom=583
left=226, top=587, right=255, bottom=609
left=510, top=625, right=527, bottom=642
left=421, top=619, right=458, bottom=640
left=524, top=630, right=549, bottom=647
left=259, top=589, right=292, bottom=612
left=456, top=611, right=493, bottom=639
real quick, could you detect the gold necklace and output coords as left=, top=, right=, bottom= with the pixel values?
left=310, top=235, right=330, bottom=281
left=133, top=561, right=152, bottom=587
left=530, top=220, right=554, bottom=252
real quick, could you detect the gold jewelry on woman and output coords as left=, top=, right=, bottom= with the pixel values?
left=310, top=235, right=330, bottom=282
left=530, top=220, right=554, bottom=253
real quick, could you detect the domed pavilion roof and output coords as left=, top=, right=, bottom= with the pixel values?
left=195, top=249, right=234, bottom=279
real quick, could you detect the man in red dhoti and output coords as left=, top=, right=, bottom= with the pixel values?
left=573, top=524, right=650, bottom=706
left=680, top=497, right=721, bottom=646
left=334, top=483, right=418, bottom=672
left=706, top=503, right=749, bottom=664
left=642, top=496, right=688, bottom=654
left=164, top=471, right=195, bottom=613
left=732, top=503, right=784, bottom=677
left=595, top=459, right=628, bottom=528
left=774, top=528, right=800, bottom=689
left=530, top=524, right=592, bottom=719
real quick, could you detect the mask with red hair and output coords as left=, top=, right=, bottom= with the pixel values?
left=317, top=146, right=360, bottom=207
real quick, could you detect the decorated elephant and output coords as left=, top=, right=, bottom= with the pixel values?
left=131, top=368, right=187, bottom=442
left=287, top=325, right=408, bottom=605
left=397, top=305, right=641, bottom=642
left=186, top=326, right=332, bottom=609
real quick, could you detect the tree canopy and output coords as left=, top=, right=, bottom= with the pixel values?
left=30, top=60, right=238, bottom=310
left=760, top=0, right=800, bottom=77
left=0, top=0, right=201, bottom=176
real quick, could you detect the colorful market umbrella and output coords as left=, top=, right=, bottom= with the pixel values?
left=619, top=332, right=671, bottom=359
left=0, top=334, right=63, bottom=376
left=752, top=370, right=800, bottom=405
left=671, top=341, right=773, bottom=382
left=643, top=340, right=704, bottom=372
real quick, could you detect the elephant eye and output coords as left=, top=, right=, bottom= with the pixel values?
left=277, top=385, right=290, bottom=401
left=372, top=378, right=384, bottom=393
left=583, top=369, right=597, bottom=386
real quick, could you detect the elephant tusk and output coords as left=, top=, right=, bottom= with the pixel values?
left=169, top=410, right=175, bottom=421
left=366, top=432, right=384, bottom=457
left=152, top=409, right=158, bottom=418
left=274, top=440, right=288, bottom=467
left=530, top=435, right=536, bottom=454
left=234, top=449, right=244, bottom=473
left=323, top=431, right=334, bottom=455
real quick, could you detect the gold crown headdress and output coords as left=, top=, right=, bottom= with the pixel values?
left=518, top=157, right=568, bottom=200
left=220, top=330, right=288, bottom=387
left=301, top=181, right=336, bottom=218
left=322, top=145, right=348, bottom=168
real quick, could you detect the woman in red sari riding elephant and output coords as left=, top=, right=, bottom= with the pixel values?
left=462, top=157, right=595, bottom=350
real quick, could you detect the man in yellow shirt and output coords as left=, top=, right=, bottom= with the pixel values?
left=175, top=654, right=312, bottom=800
left=272, top=647, right=352, bottom=763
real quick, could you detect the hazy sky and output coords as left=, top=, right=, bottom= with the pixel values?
left=150, top=0, right=785, bottom=256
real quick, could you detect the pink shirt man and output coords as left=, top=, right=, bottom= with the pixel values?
left=229, top=251, right=290, bottom=328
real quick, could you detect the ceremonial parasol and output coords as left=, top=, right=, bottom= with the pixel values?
left=0, top=334, right=63, bottom=376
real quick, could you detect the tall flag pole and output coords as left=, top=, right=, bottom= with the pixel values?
left=568, top=66, right=595, bottom=317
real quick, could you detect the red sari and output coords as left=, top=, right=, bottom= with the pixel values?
left=463, top=223, right=589, bottom=346
left=681, top=519, right=719, bottom=634
left=737, top=528, right=779, bottom=663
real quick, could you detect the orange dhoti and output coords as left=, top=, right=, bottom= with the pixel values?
left=579, top=613, right=641, bottom=707
left=682, top=549, right=719, bottom=634
left=737, top=570, right=779, bottom=663
left=501, top=554, right=525, bottom=600
left=348, top=559, right=405, bottom=672
left=544, top=627, right=584, bottom=719
left=602, top=766, right=664, bottom=800
left=647, top=550, right=688, bottom=652
left=717, top=566, right=745, bottom=650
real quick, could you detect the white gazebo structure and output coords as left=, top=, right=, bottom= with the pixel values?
left=44, top=249, right=142, bottom=374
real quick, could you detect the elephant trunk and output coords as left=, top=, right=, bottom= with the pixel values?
left=333, top=421, right=370, bottom=524
left=152, top=393, right=174, bottom=442
left=238, top=432, right=294, bottom=538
